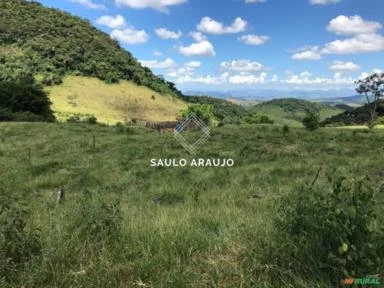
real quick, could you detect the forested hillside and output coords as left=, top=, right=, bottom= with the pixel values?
left=0, top=0, right=181, bottom=97
left=251, top=98, right=343, bottom=126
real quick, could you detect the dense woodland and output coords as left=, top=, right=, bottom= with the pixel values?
left=0, top=0, right=182, bottom=97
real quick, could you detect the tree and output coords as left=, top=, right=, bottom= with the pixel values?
left=180, top=104, right=215, bottom=125
left=0, top=77, right=55, bottom=122
left=302, top=110, right=320, bottom=131
left=355, top=72, right=384, bottom=129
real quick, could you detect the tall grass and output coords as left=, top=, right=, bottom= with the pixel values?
left=0, top=122, right=383, bottom=287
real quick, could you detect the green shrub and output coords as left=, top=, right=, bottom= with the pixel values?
left=86, top=115, right=98, bottom=125
left=282, top=125, right=290, bottom=133
left=302, top=110, right=320, bottom=131
left=0, top=78, right=55, bottom=122
left=275, top=174, right=384, bottom=285
left=66, top=115, right=80, bottom=123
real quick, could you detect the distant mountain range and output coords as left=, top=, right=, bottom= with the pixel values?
left=184, top=89, right=365, bottom=106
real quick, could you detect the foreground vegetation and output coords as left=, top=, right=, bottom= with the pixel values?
left=0, top=122, right=383, bottom=287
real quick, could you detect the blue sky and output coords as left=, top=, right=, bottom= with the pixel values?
left=36, top=0, right=384, bottom=92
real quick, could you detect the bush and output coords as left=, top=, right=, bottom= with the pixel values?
left=302, top=110, right=320, bottom=131
left=86, top=115, right=97, bottom=125
left=275, top=174, right=384, bottom=285
left=0, top=78, right=55, bottom=122
left=282, top=125, right=290, bottom=133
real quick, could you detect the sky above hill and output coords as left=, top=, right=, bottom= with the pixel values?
left=36, top=0, right=384, bottom=93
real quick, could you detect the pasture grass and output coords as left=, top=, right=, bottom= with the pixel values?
left=0, top=122, right=383, bottom=287
left=47, top=76, right=186, bottom=124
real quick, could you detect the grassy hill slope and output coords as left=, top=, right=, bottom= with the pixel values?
left=252, top=98, right=343, bottom=126
left=48, top=76, right=186, bottom=124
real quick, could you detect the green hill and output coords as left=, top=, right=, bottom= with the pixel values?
left=0, top=0, right=181, bottom=97
left=321, top=100, right=384, bottom=127
left=251, top=98, right=343, bottom=126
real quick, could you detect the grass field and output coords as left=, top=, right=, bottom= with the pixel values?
left=47, top=76, right=186, bottom=124
left=0, top=122, right=383, bottom=287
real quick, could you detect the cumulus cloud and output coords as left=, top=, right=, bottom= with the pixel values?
left=329, top=61, right=360, bottom=72
left=110, top=27, right=149, bottom=44
left=322, top=33, right=384, bottom=54
left=153, top=50, right=162, bottom=56
left=70, top=0, right=106, bottom=9
left=220, top=60, right=263, bottom=72
left=115, top=0, right=187, bottom=12
left=179, top=41, right=216, bottom=57
left=140, top=58, right=176, bottom=69
left=283, top=71, right=355, bottom=86
left=189, top=31, right=207, bottom=42
left=184, top=61, right=201, bottom=68
left=229, top=72, right=267, bottom=84
left=327, top=15, right=382, bottom=35
left=172, top=73, right=229, bottom=85
left=310, top=0, right=340, bottom=5
left=155, top=28, right=182, bottom=40
left=292, top=46, right=322, bottom=60
left=95, top=15, right=126, bottom=29
left=238, top=34, right=269, bottom=45
left=197, top=17, right=247, bottom=35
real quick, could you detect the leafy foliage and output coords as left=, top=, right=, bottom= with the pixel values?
left=0, top=0, right=181, bottom=97
left=321, top=100, right=384, bottom=127
left=0, top=77, right=55, bottom=121
left=183, top=95, right=265, bottom=125
left=275, top=174, right=384, bottom=284
left=355, top=72, right=384, bottom=128
left=302, top=110, right=320, bottom=131
left=180, top=104, right=215, bottom=125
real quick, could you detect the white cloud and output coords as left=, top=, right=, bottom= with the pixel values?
left=329, top=61, right=360, bottom=72
left=322, top=33, right=384, bottom=54
left=110, top=27, right=149, bottom=44
left=95, top=15, right=126, bottom=29
left=184, top=61, right=201, bottom=68
left=221, top=60, right=263, bottom=72
left=229, top=72, right=267, bottom=84
left=283, top=71, right=355, bottom=86
left=238, top=34, right=269, bottom=45
left=197, top=17, right=247, bottom=35
left=179, top=41, right=216, bottom=57
left=70, top=0, right=105, bottom=9
left=189, top=31, right=207, bottom=42
left=292, top=46, right=322, bottom=60
left=245, top=0, right=266, bottom=3
left=155, top=28, right=182, bottom=40
left=327, top=15, right=382, bottom=35
left=140, top=58, right=176, bottom=69
left=115, top=0, right=187, bottom=12
left=153, top=50, right=162, bottom=56
left=172, top=73, right=229, bottom=85
left=310, top=0, right=340, bottom=5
